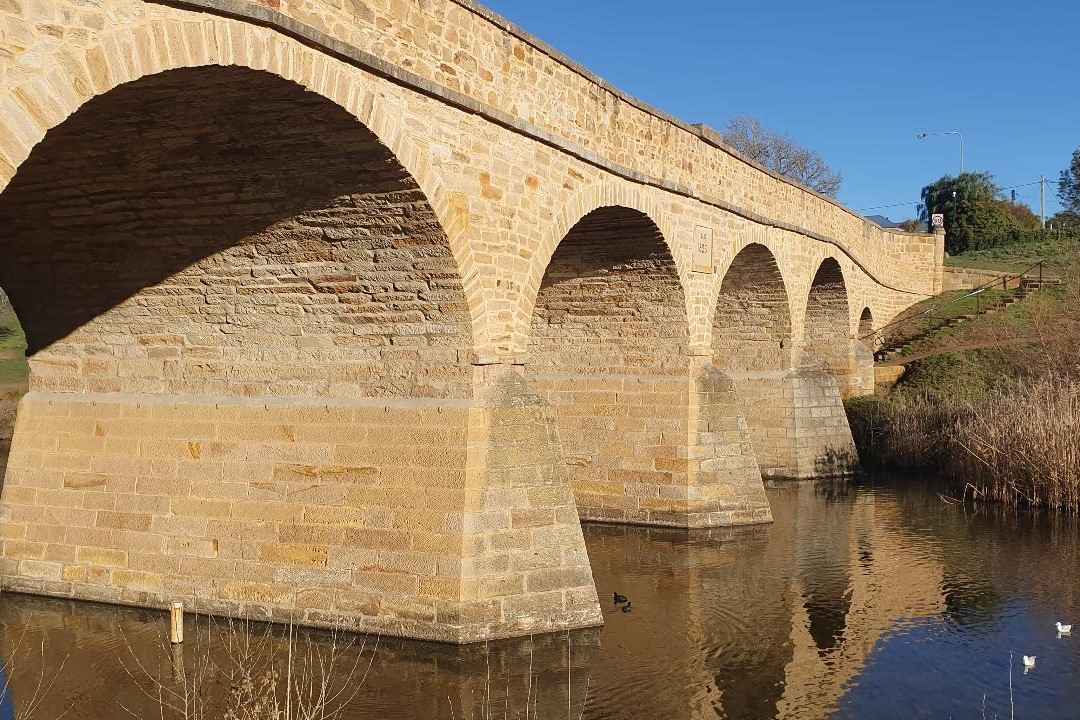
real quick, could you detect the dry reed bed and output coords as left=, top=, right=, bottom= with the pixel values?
left=0, top=391, right=17, bottom=439
left=849, top=378, right=1080, bottom=512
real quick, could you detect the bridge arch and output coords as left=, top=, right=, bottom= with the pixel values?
left=525, top=204, right=689, bottom=374
left=523, top=201, right=694, bottom=524
left=712, top=243, right=794, bottom=373
left=801, top=257, right=853, bottom=380
left=858, top=307, right=876, bottom=349
left=0, top=63, right=475, bottom=399
left=516, top=183, right=688, bottom=355
left=0, top=18, right=487, bottom=354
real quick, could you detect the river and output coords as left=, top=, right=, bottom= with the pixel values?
left=2, top=444, right=1079, bottom=718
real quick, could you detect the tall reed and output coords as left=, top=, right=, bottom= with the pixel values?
left=848, top=378, right=1080, bottom=512
left=949, top=378, right=1080, bottom=511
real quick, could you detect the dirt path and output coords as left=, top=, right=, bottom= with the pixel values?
left=880, top=334, right=1080, bottom=366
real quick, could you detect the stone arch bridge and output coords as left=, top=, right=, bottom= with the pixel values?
left=0, top=0, right=943, bottom=642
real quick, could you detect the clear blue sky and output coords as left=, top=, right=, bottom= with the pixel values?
left=483, top=0, right=1078, bottom=222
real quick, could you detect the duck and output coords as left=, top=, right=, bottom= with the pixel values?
left=1057, top=621, right=1072, bottom=634
left=1022, top=655, right=1036, bottom=668
left=613, top=592, right=628, bottom=604
left=621, top=601, right=633, bottom=613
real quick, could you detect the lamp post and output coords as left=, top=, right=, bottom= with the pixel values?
left=917, top=131, right=964, bottom=175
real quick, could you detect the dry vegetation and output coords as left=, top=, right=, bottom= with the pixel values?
left=119, top=615, right=376, bottom=720
left=849, top=258, right=1080, bottom=512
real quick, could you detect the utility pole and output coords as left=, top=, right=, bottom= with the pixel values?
left=1040, top=176, right=1047, bottom=229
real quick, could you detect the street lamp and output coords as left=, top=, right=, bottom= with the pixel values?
left=917, top=131, right=964, bottom=175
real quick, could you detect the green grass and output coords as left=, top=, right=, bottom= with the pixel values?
left=945, top=235, right=1079, bottom=272
left=0, top=305, right=28, bottom=388
left=893, top=348, right=1024, bottom=403
left=878, top=287, right=1015, bottom=351
left=0, top=306, right=26, bottom=354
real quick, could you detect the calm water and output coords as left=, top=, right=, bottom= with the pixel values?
left=2, top=457, right=1080, bottom=718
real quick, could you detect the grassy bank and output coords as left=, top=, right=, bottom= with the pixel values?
left=849, top=248, right=1080, bottom=512
left=0, top=305, right=27, bottom=438
left=944, top=234, right=1079, bottom=272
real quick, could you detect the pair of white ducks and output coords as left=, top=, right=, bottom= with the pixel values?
left=1022, top=621, right=1072, bottom=670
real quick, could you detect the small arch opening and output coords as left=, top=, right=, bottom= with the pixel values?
left=802, top=258, right=852, bottom=378
left=713, top=244, right=792, bottom=373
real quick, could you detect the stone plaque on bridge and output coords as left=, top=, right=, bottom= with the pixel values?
left=692, top=225, right=714, bottom=273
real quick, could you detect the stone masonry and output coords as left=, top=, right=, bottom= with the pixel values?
left=0, top=0, right=943, bottom=642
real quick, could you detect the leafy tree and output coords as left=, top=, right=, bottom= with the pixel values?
left=722, top=115, right=843, bottom=197
left=1058, top=147, right=1080, bottom=214
left=919, top=172, right=1018, bottom=254
left=1049, top=209, right=1080, bottom=231
left=997, top=198, right=1041, bottom=229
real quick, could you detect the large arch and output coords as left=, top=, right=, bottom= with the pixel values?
left=710, top=243, right=801, bottom=480
left=527, top=205, right=690, bottom=376
left=515, top=183, right=687, bottom=355
left=0, top=65, right=473, bottom=399
left=801, top=257, right=854, bottom=383
left=525, top=205, right=696, bottom=525
left=0, top=19, right=488, bottom=353
left=0, top=62, right=601, bottom=643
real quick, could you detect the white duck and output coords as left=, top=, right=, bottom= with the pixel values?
left=1022, top=655, right=1037, bottom=668
left=1057, top=621, right=1072, bottom=635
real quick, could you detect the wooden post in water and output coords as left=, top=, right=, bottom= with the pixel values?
left=170, top=601, right=184, bottom=644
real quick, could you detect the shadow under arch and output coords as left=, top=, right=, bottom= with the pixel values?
left=712, top=242, right=794, bottom=373
left=526, top=205, right=690, bottom=375
left=524, top=205, right=697, bottom=525
left=0, top=65, right=474, bottom=399
left=802, top=257, right=853, bottom=382
left=859, top=306, right=877, bottom=348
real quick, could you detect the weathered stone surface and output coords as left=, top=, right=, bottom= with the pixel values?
left=0, top=0, right=941, bottom=643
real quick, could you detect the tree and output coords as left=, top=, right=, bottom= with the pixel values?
left=919, top=172, right=1018, bottom=254
left=1059, top=147, right=1080, bottom=215
left=997, top=198, right=1041, bottom=229
left=1049, top=209, right=1080, bottom=231
left=722, top=115, right=843, bottom=197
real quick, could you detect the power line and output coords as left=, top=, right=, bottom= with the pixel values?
left=857, top=177, right=1066, bottom=214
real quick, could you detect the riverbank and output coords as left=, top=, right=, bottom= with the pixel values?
left=848, top=250, right=1080, bottom=511
left=0, top=305, right=27, bottom=439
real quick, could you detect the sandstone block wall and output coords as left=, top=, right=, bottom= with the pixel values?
left=0, top=67, right=473, bottom=401
left=941, top=267, right=1016, bottom=292
left=0, top=370, right=601, bottom=642
left=0, top=0, right=942, bottom=642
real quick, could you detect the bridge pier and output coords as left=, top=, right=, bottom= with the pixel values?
left=733, top=368, right=858, bottom=481
left=0, top=365, right=603, bottom=643
left=532, top=358, right=771, bottom=529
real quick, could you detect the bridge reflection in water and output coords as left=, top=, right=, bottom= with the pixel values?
left=0, top=480, right=1015, bottom=720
